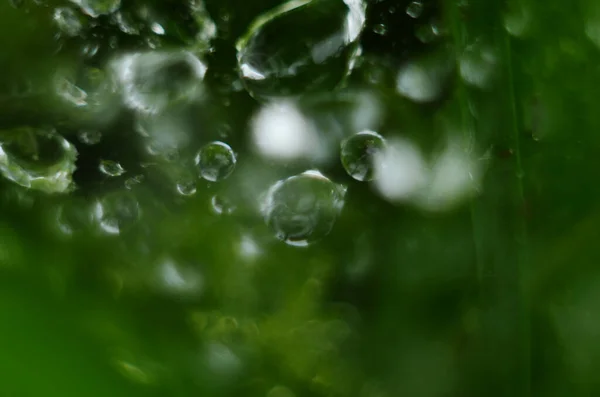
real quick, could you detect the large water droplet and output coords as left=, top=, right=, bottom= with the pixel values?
left=111, top=51, right=207, bottom=114
left=69, top=0, right=121, bottom=18
left=261, top=170, right=346, bottom=247
left=340, top=130, right=386, bottom=181
left=94, top=192, right=140, bottom=235
left=53, top=7, right=85, bottom=37
left=99, top=159, right=125, bottom=177
left=0, top=127, right=77, bottom=193
left=236, top=0, right=366, bottom=98
left=405, top=1, right=423, bottom=18
left=195, top=141, right=236, bottom=182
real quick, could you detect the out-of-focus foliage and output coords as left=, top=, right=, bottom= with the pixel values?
left=0, top=0, right=599, bottom=396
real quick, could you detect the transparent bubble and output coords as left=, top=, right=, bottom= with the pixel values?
left=195, top=141, right=236, bottom=182
left=340, top=130, right=386, bottom=181
left=54, top=199, right=93, bottom=237
left=111, top=51, right=207, bottom=114
left=372, top=23, right=387, bottom=36
left=53, top=7, right=85, bottom=37
left=77, top=130, right=102, bottom=145
left=211, top=194, right=235, bottom=215
left=54, top=76, right=88, bottom=108
left=261, top=170, right=347, bottom=247
left=176, top=179, right=197, bottom=196
left=69, top=0, right=121, bottom=18
left=125, top=174, right=144, bottom=189
left=236, top=0, right=366, bottom=98
left=94, top=192, right=140, bottom=235
left=0, top=127, right=77, bottom=193
left=459, top=42, right=497, bottom=89
left=406, top=1, right=423, bottom=18
left=111, top=11, right=142, bottom=35
left=99, top=159, right=125, bottom=177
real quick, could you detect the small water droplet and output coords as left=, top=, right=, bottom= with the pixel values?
left=195, top=141, right=236, bottom=182
left=111, top=11, right=141, bottom=35
left=150, top=22, right=165, bottom=35
left=210, top=194, right=235, bottom=215
left=372, top=23, right=387, bottom=36
left=406, top=1, right=423, bottom=18
left=77, top=130, right=102, bottom=145
left=0, top=127, right=78, bottom=193
left=261, top=170, right=346, bottom=246
left=340, top=130, right=386, bottom=181
left=176, top=179, right=197, bottom=196
left=111, top=51, right=207, bottom=114
left=55, top=76, right=88, bottom=107
left=94, top=192, right=140, bottom=235
left=99, top=159, right=125, bottom=177
left=125, top=174, right=144, bottom=189
left=459, top=42, right=497, bottom=88
left=69, top=0, right=121, bottom=18
left=53, top=7, right=85, bottom=37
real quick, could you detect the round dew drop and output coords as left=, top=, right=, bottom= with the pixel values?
left=195, top=141, right=237, bottom=182
left=261, top=170, right=347, bottom=247
left=340, top=130, right=386, bottom=181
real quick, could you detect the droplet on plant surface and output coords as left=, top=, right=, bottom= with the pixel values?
left=396, top=50, right=452, bottom=103
left=236, top=0, right=366, bottom=98
left=69, top=0, right=121, bottom=18
left=261, top=170, right=346, bottom=247
left=77, top=130, right=102, bottom=145
left=0, top=127, right=77, bottom=193
left=459, top=41, right=497, bottom=89
left=53, top=7, right=85, bottom=37
left=406, top=1, right=423, bottom=18
left=111, top=50, right=207, bottom=114
left=195, top=141, right=236, bottom=182
left=94, top=192, right=140, bottom=235
left=340, top=130, right=386, bottom=181
left=99, top=159, right=125, bottom=177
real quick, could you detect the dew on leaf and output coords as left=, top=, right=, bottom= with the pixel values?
left=261, top=170, right=346, bottom=247
left=195, top=141, right=236, bottom=182
left=0, top=127, right=77, bottom=193
left=340, top=130, right=386, bottom=182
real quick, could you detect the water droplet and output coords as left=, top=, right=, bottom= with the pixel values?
left=211, top=194, right=235, bottom=215
left=111, top=11, right=141, bottom=35
left=54, top=76, right=88, bottom=107
left=54, top=199, right=93, bottom=237
left=236, top=0, right=366, bottom=98
left=459, top=42, right=496, bottom=89
left=415, top=23, right=436, bottom=43
left=195, top=141, right=236, bottom=182
left=503, top=3, right=530, bottom=37
left=94, top=192, right=140, bottom=235
left=0, top=127, right=77, bottom=193
left=406, top=1, right=423, bottom=18
left=150, top=22, right=165, bottom=35
left=111, top=51, right=207, bottom=114
left=99, top=159, right=125, bottom=177
left=125, top=174, right=144, bottom=189
left=372, top=23, right=387, bottom=36
left=176, top=179, right=197, bottom=196
left=53, top=7, right=85, bottom=37
left=135, top=106, right=190, bottom=154
left=190, top=0, right=217, bottom=51
left=69, top=0, right=121, bottom=18
left=77, top=130, right=102, bottom=145
left=340, top=130, right=386, bottom=181
left=261, top=170, right=346, bottom=246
